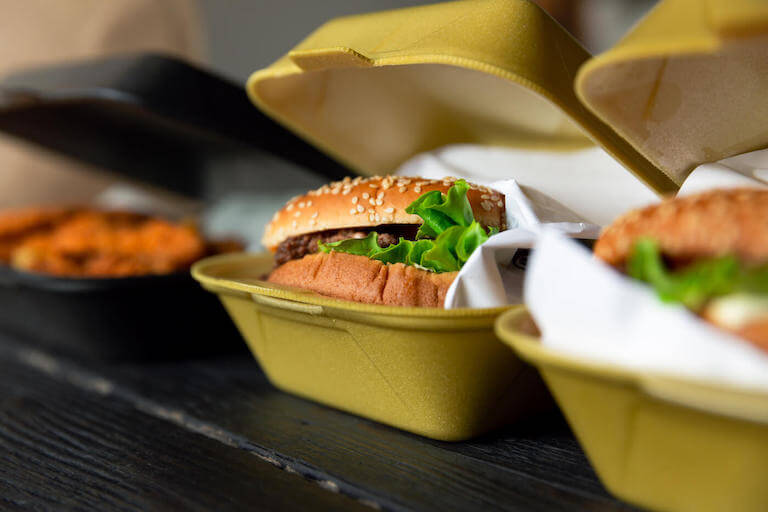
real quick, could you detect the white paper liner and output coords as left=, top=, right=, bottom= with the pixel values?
left=396, top=144, right=657, bottom=226
left=397, top=145, right=768, bottom=391
left=524, top=148, right=768, bottom=392
left=526, top=230, right=768, bottom=392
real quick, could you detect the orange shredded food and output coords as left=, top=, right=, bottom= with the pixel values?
left=0, top=207, right=241, bottom=278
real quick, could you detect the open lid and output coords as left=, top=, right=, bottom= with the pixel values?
left=247, top=0, right=678, bottom=195
left=576, top=0, right=768, bottom=187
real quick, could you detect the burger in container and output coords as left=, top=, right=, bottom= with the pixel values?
left=495, top=0, right=768, bottom=508
left=194, top=0, right=768, bottom=450
left=192, top=0, right=630, bottom=441
left=193, top=176, right=554, bottom=441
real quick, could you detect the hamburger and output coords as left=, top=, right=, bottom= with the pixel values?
left=263, top=176, right=506, bottom=307
left=594, top=188, right=768, bottom=353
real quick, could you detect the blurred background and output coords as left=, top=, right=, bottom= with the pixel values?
left=0, top=0, right=657, bottom=246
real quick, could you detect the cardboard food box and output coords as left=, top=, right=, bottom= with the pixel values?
left=193, top=0, right=768, bottom=448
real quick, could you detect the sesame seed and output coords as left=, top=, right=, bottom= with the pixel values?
left=342, top=189, right=350, bottom=195
left=481, top=200, right=493, bottom=211
left=356, top=205, right=364, bottom=213
left=369, top=183, right=379, bottom=189
left=298, top=202, right=305, bottom=208
left=294, top=211, right=301, bottom=218
left=376, top=191, right=384, bottom=199
left=368, top=208, right=374, bottom=213
left=350, top=208, right=357, bottom=215
left=481, top=194, right=490, bottom=199
left=286, top=204, right=294, bottom=211
left=374, top=213, right=381, bottom=222
left=399, top=187, right=407, bottom=193
left=375, top=199, right=383, bottom=206
left=496, top=200, right=503, bottom=207
left=362, top=192, right=370, bottom=199
left=368, top=198, right=376, bottom=206
left=381, top=182, right=391, bottom=190
left=369, top=214, right=375, bottom=222
left=309, top=219, right=317, bottom=226
left=384, top=207, right=394, bottom=213
left=307, top=200, right=312, bottom=207
left=414, top=186, right=422, bottom=193
left=311, top=212, right=319, bottom=218
left=331, top=188, right=340, bottom=195
left=352, top=197, right=359, bottom=204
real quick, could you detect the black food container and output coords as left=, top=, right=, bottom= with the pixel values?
left=0, top=54, right=350, bottom=359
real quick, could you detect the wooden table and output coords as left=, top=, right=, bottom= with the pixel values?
left=0, top=335, right=637, bottom=511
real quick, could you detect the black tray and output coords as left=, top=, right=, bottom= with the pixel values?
left=0, top=53, right=350, bottom=359
left=0, top=266, right=245, bottom=361
left=0, top=53, right=351, bottom=196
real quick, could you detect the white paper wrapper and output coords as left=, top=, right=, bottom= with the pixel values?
left=395, top=145, right=648, bottom=308
left=524, top=148, right=768, bottom=392
left=396, top=144, right=657, bottom=226
left=396, top=145, right=768, bottom=310
left=526, top=230, right=768, bottom=392
left=397, top=144, right=768, bottom=390
left=679, top=147, right=768, bottom=195
left=444, top=179, right=600, bottom=308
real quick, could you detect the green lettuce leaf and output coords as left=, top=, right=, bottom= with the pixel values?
left=456, top=220, right=490, bottom=262
left=319, top=232, right=381, bottom=256
left=420, top=225, right=464, bottom=272
left=430, top=179, right=474, bottom=227
left=407, top=239, right=434, bottom=266
left=406, top=179, right=473, bottom=239
left=627, top=238, right=768, bottom=310
left=370, top=238, right=412, bottom=265
left=405, top=190, right=449, bottom=239
left=318, top=179, right=498, bottom=273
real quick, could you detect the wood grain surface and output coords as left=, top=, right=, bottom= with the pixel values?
left=0, top=345, right=366, bottom=511
left=0, top=335, right=637, bottom=511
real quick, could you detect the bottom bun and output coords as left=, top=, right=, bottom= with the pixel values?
left=729, top=319, right=768, bottom=354
left=703, top=316, right=768, bottom=354
left=267, top=252, right=456, bottom=307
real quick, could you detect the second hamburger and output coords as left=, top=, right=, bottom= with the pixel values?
left=595, top=188, right=768, bottom=353
left=263, top=176, right=506, bottom=307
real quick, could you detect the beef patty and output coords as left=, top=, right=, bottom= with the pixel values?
left=274, top=225, right=420, bottom=266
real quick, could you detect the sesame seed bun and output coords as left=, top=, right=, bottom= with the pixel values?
left=263, top=176, right=506, bottom=250
left=595, top=188, right=768, bottom=267
left=268, top=251, right=456, bottom=307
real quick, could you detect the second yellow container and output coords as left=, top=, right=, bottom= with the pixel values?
left=495, top=308, right=768, bottom=512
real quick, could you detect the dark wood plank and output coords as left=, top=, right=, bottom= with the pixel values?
left=2, top=337, right=637, bottom=512
left=0, top=350, right=369, bottom=512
